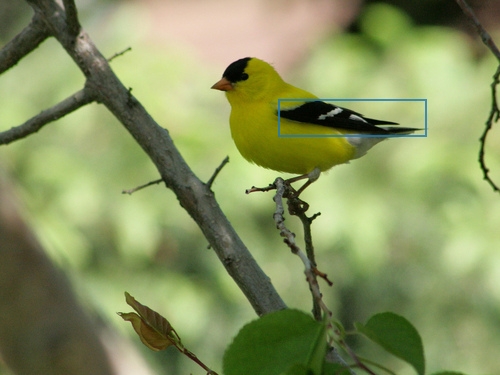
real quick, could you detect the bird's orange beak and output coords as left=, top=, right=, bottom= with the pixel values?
left=211, top=77, right=233, bottom=91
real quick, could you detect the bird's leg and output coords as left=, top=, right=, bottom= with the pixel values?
left=285, top=167, right=321, bottom=197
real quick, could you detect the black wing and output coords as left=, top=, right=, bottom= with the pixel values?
left=279, top=101, right=411, bottom=134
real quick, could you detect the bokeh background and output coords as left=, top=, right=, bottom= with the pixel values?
left=1, top=0, right=500, bottom=374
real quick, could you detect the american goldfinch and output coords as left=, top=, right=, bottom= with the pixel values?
left=212, top=57, right=417, bottom=191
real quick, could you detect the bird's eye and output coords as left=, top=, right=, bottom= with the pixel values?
left=241, top=73, right=249, bottom=81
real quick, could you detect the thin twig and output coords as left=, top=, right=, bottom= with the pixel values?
left=108, top=47, right=132, bottom=62
left=246, top=183, right=276, bottom=194
left=325, top=347, right=356, bottom=375
left=284, top=184, right=332, bottom=319
left=0, top=88, right=94, bottom=145
left=122, top=178, right=163, bottom=195
left=478, top=65, right=500, bottom=192
left=351, top=355, right=397, bottom=375
left=253, top=175, right=332, bottom=319
left=340, top=339, right=377, bottom=375
left=455, top=0, right=500, bottom=192
left=179, top=347, right=219, bottom=375
left=272, top=178, right=301, bottom=254
left=206, top=156, right=229, bottom=189
left=272, top=178, right=332, bottom=320
left=286, top=196, right=321, bottom=320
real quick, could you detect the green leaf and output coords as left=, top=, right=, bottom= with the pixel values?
left=282, top=364, right=312, bottom=375
left=430, top=372, right=467, bottom=375
left=355, top=312, right=425, bottom=375
left=321, top=362, right=351, bottom=375
left=284, top=362, right=351, bottom=375
left=223, top=309, right=327, bottom=375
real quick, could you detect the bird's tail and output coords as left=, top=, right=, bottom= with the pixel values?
left=348, top=126, right=420, bottom=159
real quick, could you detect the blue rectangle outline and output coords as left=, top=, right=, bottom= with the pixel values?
left=277, top=98, right=427, bottom=138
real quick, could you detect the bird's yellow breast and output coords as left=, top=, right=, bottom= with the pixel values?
left=228, top=99, right=356, bottom=175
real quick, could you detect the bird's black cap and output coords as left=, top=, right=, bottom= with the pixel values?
left=222, top=57, right=251, bottom=83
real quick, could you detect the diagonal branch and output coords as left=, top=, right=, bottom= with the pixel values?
left=24, top=0, right=286, bottom=316
left=0, top=88, right=94, bottom=145
left=0, top=13, right=50, bottom=74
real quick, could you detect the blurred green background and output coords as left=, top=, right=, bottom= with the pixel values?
left=1, top=1, right=500, bottom=374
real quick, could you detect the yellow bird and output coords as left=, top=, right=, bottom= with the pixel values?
left=212, top=57, right=417, bottom=192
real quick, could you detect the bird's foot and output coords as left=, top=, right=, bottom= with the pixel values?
left=284, top=167, right=321, bottom=198
left=245, top=167, right=321, bottom=198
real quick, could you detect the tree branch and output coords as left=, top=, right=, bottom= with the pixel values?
left=24, top=0, right=286, bottom=315
left=0, top=88, right=94, bottom=145
left=206, top=156, right=230, bottom=190
left=272, top=178, right=331, bottom=320
left=0, top=13, right=50, bottom=74
left=62, top=0, right=80, bottom=36
left=479, top=65, right=500, bottom=192
left=455, top=0, right=500, bottom=192
left=455, top=0, right=500, bottom=61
